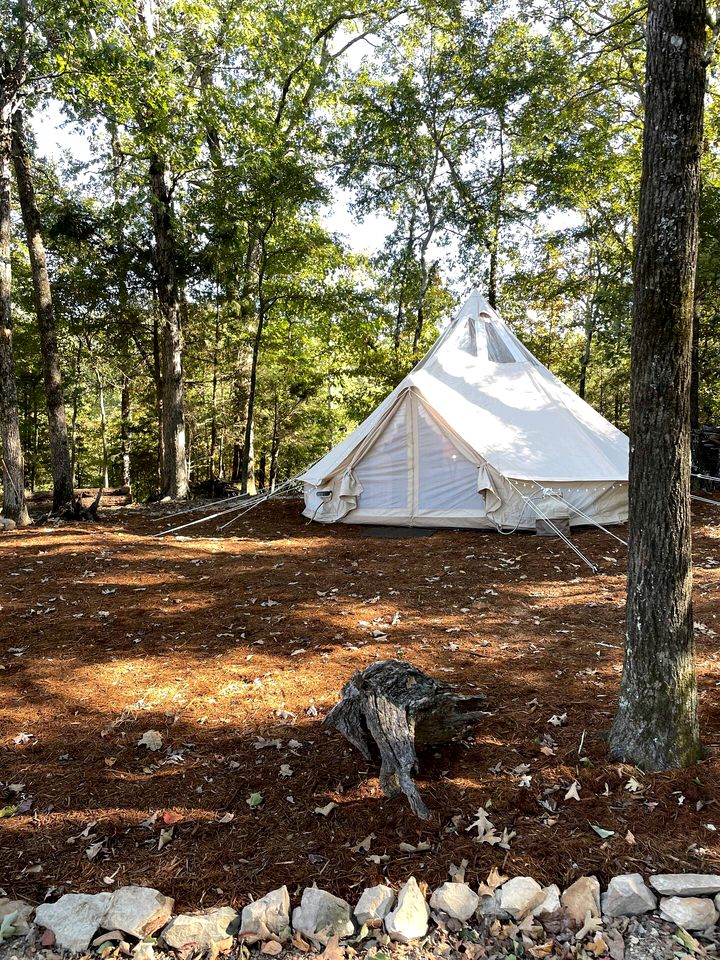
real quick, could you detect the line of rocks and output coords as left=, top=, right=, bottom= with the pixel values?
left=3, top=871, right=720, bottom=958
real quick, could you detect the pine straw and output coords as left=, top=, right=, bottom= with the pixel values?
left=0, top=500, right=719, bottom=910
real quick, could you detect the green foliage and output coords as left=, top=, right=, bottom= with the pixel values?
left=4, top=0, right=720, bottom=499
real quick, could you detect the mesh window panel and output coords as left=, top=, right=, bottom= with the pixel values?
left=484, top=321, right=516, bottom=363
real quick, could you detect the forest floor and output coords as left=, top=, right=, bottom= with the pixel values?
left=1, top=498, right=720, bottom=912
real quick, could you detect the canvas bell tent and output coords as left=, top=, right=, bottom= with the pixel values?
left=301, top=291, right=629, bottom=531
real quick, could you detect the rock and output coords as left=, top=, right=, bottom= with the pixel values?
left=354, top=886, right=395, bottom=926
left=650, top=873, right=720, bottom=897
left=602, top=874, right=656, bottom=917
left=385, top=878, right=429, bottom=943
left=0, top=517, right=16, bottom=531
left=240, top=887, right=291, bottom=941
left=132, top=943, right=155, bottom=960
left=659, top=896, right=718, bottom=930
left=0, top=898, right=33, bottom=937
left=103, top=886, right=174, bottom=938
left=534, top=885, right=562, bottom=917
left=291, top=887, right=354, bottom=945
left=34, top=893, right=113, bottom=954
left=498, top=877, right=543, bottom=920
left=162, top=907, right=240, bottom=951
left=561, top=877, right=601, bottom=925
left=429, top=882, right=478, bottom=922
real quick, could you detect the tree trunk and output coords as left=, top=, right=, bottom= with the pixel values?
left=487, top=118, right=505, bottom=310
left=93, top=366, right=109, bottom=489
left=0, top=120, right=29, bottom=524
left=11, top=108, right=73, bottom=509
left=268, top=392, right=280, bottom=492
left=608, top=0, right=706, bottom=769
left=209, top=285, right=220, bottom=480
left=149, top=154, right=188, bottom=499
left=121, top=375, right=131, bottom=490
left=70, top=337, right=81, bottom=487
left=690, top=300, right=701, bottom=431
left=578, top=298, right=594, bottom=400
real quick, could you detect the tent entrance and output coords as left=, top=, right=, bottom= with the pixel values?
left=350, top=392, right=488, bottom=525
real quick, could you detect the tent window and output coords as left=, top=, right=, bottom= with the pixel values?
left=484, top=321, right=516, bottom=363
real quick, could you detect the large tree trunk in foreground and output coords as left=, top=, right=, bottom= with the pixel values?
left=0, top=121, right=29, bottom=525
left=11, top=109, right=73, bottom=510
left=326, top=660, right=488, bottom=819
left=149, top=154, right=188, bottom=499
left=609, top=0, right=706, bottom=769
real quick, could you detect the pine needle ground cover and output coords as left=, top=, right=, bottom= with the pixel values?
left=1, top=500, right=719, bottom=909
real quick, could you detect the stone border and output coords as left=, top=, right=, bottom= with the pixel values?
left=2, top=871, right=720, bottom=958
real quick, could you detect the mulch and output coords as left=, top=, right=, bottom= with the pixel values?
left=1, top=498, right=719, bottom=911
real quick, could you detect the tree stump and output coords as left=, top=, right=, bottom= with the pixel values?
left=324, top=659, right=488, bottom=819
left=59, top=488, right=103, bottom=521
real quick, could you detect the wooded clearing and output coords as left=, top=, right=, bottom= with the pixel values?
left=1, top=501, right=719, bottom=911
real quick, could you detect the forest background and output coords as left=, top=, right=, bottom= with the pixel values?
left=4, top=0, right=720, bottom=503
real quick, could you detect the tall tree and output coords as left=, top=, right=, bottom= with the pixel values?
left=609, top=0, right=707, bottom=768
left=12, top=108, right=73, bottom=508
left=0, top=0, right=29, bottom=524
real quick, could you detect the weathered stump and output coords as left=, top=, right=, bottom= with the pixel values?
left=59, top=488, right=103, bottom=521
left=324, top=659, right=488, bottom=819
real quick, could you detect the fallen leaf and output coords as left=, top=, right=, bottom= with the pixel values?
left=260, top=941, right=282, bottom=956
left=314, top=802, right=337, bottom=816
left=247, top=792, right=264, bottom=808
left=564, top=781, right=581, bottom=801
left=158, top=826, right=174, bottom=850
left=162, top=810, right=183, bottom=825
left=320, top=935, right=344, bottom=960
left=138, top=730, right=163, bottom=751
left=590, top=823, right=615, bottom=839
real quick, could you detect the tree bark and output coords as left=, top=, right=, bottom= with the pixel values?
left=690, top=300, right=701, bottom=431
left=487, top=118, right=505, bottom=310
left=609, top=0, right=706, bottom=769
left=0, top=120, right=29, bottom=524
left=578, top=298, right=595, bottom=400
left=121, top=375, right=131, bottom=490
left=11, top=108, right=73, bottom=510
left=149, top=154, right=188, bottom=499
left=94, top=366, right=109, bottom=489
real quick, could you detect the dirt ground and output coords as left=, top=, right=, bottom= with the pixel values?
left=1, top=498, right=719, bottom=912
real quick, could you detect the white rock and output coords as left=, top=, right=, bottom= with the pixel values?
left=354, top=885, right=395, bottom=926
left=430, top=883, right=479, bottom=922
left=291, top=887, right=354, bottom=945
left=240, top=887, right=290, bottom=940
left=650, top=873, right=720, bottom=897
left=0, top=517, right=16, bottom=531
left=561, top=876, right=601, bottom=925
left=385, top=878, right=429, bottom=943
left=0, top=898, right=33, bottom=937
left=534, top=885, right=562, bottom=917
left=498, top=877, right=543, bottom=920
left=34, top=893, right=112, bottom=953
left=602, top=874, right=656, bottom=917
left=103, top=886, right=174, bottom=938
left=162, top=907, right=240, bottom=950
left=132, top=943, right=155, bottom=960
left=659, top=896, right=718, bottom=930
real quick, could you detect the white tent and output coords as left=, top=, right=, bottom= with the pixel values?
left=301, top=290, right=629, bottom=531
